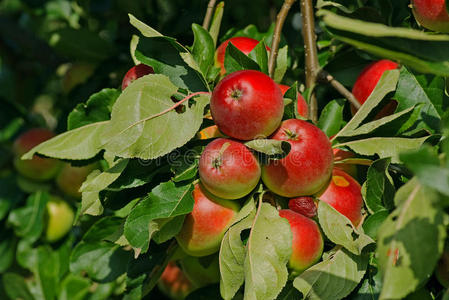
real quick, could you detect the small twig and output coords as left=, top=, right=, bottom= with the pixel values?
left=318, top=70, right=361, bottom=110
left=300, top=0, right=320, bottom=124
left=202, top=0, right=217, bottom=30
left=268, top=0, right=297, bottom=78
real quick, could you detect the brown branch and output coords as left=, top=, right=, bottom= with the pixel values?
left=300, top=0, right=320, bottom=124
left=268, top=0, right=297, bottom=79
left=318, top=70, right=361, bottom=110
left=202, top=0, right=217, bottom=30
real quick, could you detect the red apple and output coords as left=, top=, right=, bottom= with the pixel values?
left=411, top=0, right=449, bottom=33
left=333, top=148, right=357, bottom=178
left=176, top=184, right=240, bottom=257
left=318, top=169, right=363, bottom=226
left=279, top=209, right=323, bottom=272
left=210, top=70, right=284, bottom=140
left=45, top=196, right=75, bottom=243
left=261, top=119, right=333, bottom=197
left=288, top=197, right=317, bottom=218
left=158, top=261, right=194, bottom=299
left=278, top=84, right=308, bottom=119
left=13, top=129, right=62, bottom=181
left=199, top=138, right=261, bottom=199
left=180, top=255, right=220, bottom=288
left=351, top=60, right=398, bottom=117
left=121, top=63, right=154, bottom=90
left=56, top=163, right=98, bottom=198
left=215, top=37, right=270, bottom=75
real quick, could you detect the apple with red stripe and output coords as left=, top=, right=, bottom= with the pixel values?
left=411, top=0, right=449, bottom=33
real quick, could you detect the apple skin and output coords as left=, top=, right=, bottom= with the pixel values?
left=215, top=37, right=270, bottom=75
left=45, top=196, right=75, bottom=243
left=288, top=197, right=317, bottom=218
left=180, top=255, right=220, bottom=288
left=158, top=261, right=194, bottom=300
left=56, top=163, right=98, bottom=198
left=318, top=169, right=363, bottom=226
left=279, top=209, right=323, bottom=272
left=121, top=64, right=154, bottom=90
left=199, top=138, right=261, bottom=199
left=333, top=148, right=357, bottom=178
left=412, top=0, right=449, bottom=33
left=351, top=60, right=398, bottom=118
left=261, top=119, right=334, bottom=197
left=13, top=129, right=62, bottom=181
left=278, top=84, right=308, bottom=119
left=211, top=70, right=284, bottom=140
left=176, top=184, right=240, bottom=257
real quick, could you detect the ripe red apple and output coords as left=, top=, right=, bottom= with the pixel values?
left=352, top=60, right=398, bottom=117
left=176, top=184, right=240, bottom=257
left=13, top=129, right=62, bottom=181
left=279, top=209, right=323, bottom=272
left=411, top=0, right=449, bottom=33
left=278, top=84, right=308, bottom=119
left=215, top=37, right=270, bottom=75
left=318, top=169, right=363, bottom=226
left=210, top=70, right=284, bottom=140
left=158, top=261, right=194, bottom=299
left=261, top=119, right=334, bottom=197
left=45, top=196, right=75, bottom=242
left=56, top=163, right=98, bottom=198
left=121, top=63, right=154, bottom=90
left=199, top=138, right=261, bottom=199
left=333, top=148, right=357, bottom=178
left=288, top=197, right=317, bottom=218
left=180, top=255, right=220, bottom=288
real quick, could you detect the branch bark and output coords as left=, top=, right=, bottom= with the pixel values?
left=318, top=70, right=361, bottom=109
left=202, top=0, right=217, bottom=30
left=300, top=0, right=320, bottom=123
left=268, top=0, right=297, bottom=78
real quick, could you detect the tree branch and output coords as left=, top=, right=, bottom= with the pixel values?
left=318, top=70, right=361, bottom=110
left=300, top=0, right=320, bottom=123
left=202, top=0, right=217, bottom=30
left=268, top=0, right=297, bottom=78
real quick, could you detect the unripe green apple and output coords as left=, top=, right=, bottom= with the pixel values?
left=279, top=209, right=323, bottom=272
left=13, top=129, right=62, bottom=181
left=199, top=138, right=261, bottom=199
left=411, top=0, right=449, bottom=33
left=158, top=261, right=194, bottom=299
left=175, top=184, right=240, bottom=257
left=180, top=255, right=220, bottom=288
left=45, top=196, right=75, bottom=243
left=56, top=163, right=98, bottom=198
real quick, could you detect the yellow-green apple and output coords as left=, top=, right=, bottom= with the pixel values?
left=318, top=169, right=363, bottom=226
left=45, top=196, right=75, bottom=242
left=279, top=209, right=323, bottom=272
left=176, top=184, right=240, bottom=257
left=121, top=63, right=154, bottom=90
left=199, top=138, right=261, bottom=199
left=211, top=70, right=284, bottom=140
left=180, top=255, right=220, bottom=288
left=56, top=163, right=98, bottom=198
left=158, top=261, right=194, bottom=299
left=13, top=128, right=62, bottom=181
left=261, top=119, right=333, bottom=197
left=411, top=0, right=449, bottom=32
left=278, top=84, right=308, bottom=119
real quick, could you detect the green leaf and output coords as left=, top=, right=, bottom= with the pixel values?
left=317, top=201, right=374, bottom=255
left=70, top=241, right=132, bottom=282
left=293, top=248, right=368, bottom=300
left=82, top=216, right=124, bottom=243
left=220, top=212, right=255, bottom=300
left=102, top=75, right=209, bottom=159
left=244, top=203, right=292, bottom=300
left=318, top=99, right=346, bottom=137
left=31, top=246, right=60, bottom=300
left=22, top=121, right=108, bottom=160
left=362, top=158, right=394, bottom=214
left=170, top=150, right=200, bottom=183
left=377, top=181, right=446, bottom=299
left=0, top=175, right=24, bottom=221
left=68, top=88, right=120, bottom=130
left=0, top=230, right=15, bottom=272
left=248, top=41, right=269, bottom=74
left=152, top=215, right=186, bottom=244
left=191, top=24, right=215, bottom=76
left=224, top=42, right=260, bottom=74
left=130, top=35, right=140, bottom=65
left=2, top=273, right=34, bottom=300
left=350, top=255, right=382, bottom=300
left=128, top=14, right=163, bottom=37
left=274, top=46, right=288, bottom=83
left=58, top=274, right=91, bottom=300
left=124, top=181, right=194, bottom=254
left=334, top=136, right=429, bottom=164
left=318, top=10, right=449, bottom=76
left=209, top=2, right=224, bottom=46
left=245, top=139, right=291, bottom=160
left=363, top=210, right=389, bottom=240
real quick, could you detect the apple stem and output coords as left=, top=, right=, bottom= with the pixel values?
left=300, top=0, right=319, bottom=124
left=213, top=142, right=231, bottom=169
left=318, top=70, right=361, bottom=110
left=268, top=0, right=297, bottom=79
left=202, top=0, right=217, bottom=30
